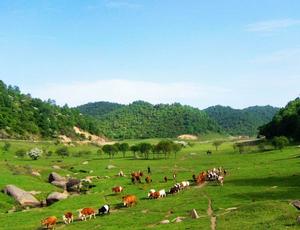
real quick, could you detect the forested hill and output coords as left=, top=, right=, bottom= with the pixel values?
left=76, top=101, right=124, bottom=118
left=0, top=81, right=101, bottom=139
left=259, top=98, right=300, bottom=141
left=87, top=101, right=221, bottom=139
left=204, top=105, right=279, bottom=136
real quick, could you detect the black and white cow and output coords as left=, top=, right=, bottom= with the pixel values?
left=98, top=204, right=110, bottom=215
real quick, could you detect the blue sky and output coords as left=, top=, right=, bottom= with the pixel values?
left=0, top=0, right=299, bottom=108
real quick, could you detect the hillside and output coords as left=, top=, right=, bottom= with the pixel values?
left=0, top=81, right=101, bottom=139
left=204, top=105, right=279, bottom=136
left=259, top=97, right=300, bottom=141
left=92, top=101, right=222, bottom=139
left=76, top=101, right=124, bottom=118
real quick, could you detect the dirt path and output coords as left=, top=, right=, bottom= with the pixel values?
left=206, top=196, right=216, bottom=230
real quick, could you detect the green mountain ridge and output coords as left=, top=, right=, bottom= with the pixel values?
left=259, top=97, right=300, bottom=141
left=79, top=101, right=222, bottom=139
left=0, top=80, right=101, bottom=139
left=204, top=105, right=279, bottom=136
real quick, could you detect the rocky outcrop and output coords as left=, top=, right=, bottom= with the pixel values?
left=4, top=185, right=40, bottom=207
left=46, top=191, right=69, bottom=206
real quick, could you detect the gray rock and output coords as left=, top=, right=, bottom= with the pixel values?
left=160, top=220, right=170, bottom=224
left=4, top=185, right=40, bottom=207
left=48, top=172, right=66, bottom=183
left=106, top=165, right=116, bottom=169
left=52, top=165, right=61, bottom=170
left=46, top=191, right=68, bottom=206
left=190, top=209, right=199, bottom=219
left=51, top=180, right=67, bottom=189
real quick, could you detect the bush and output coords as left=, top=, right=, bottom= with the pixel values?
left=27, top=148, right=43, bottom=160
left=15, top=149, right=26, bottom=158
left=3, top=142, right=11, bottom=151
left=56, top=147, right=70, bottom=157
left=45, top=150, right=53, bottom=158
left=272, top=136, right=289, bottom=151
left=73, top=150, right=91, bottom=157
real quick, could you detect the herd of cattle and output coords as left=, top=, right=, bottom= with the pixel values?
left=41, top=167, right=226, bottom=229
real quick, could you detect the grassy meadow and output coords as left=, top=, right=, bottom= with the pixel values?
left=0, top=139, right=299, bottom=229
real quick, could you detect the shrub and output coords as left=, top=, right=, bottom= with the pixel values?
left=15, top=149, right=26, bottom=158
left=272, top=136, right=289, bottom=151
left=3, top=142, right=11, bottom=151
left=56, top=147, right=70, bottom=157
left=27, top=148, right=43, bottom=160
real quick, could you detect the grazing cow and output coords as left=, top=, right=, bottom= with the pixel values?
left=112, top=186, right=123, bottom=193
left=218, top=176, right=224, bottom=186
left=196, top=172, right=207, bottom=185
left=98, top=204, right=110, bottom=215
left=78, top=208, right=96, bottom=221
left=158, top=189, right=167, bottom=198
left=131, top=171, right=143, bottom=184
left=145, top=176, right=152, bottom=183
left=169, top=186, right=180, bottom=194
left=122, top=195, right=137, bottom=207
left=180, top=181, right=190, bottom=189
left=118, top=170, right=124, bottom=177
left=207, top=150, right=212, bottom=155
left=152, top=191, right=161, bottom=199
left=164, top=176, right=168, bottom=183
left=147, top=189, right=156, bottom=198
left=41, top=216, right=57, bottom=229
left=62, top=212, right=73, bottom=224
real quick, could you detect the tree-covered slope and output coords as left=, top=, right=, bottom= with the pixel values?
left=204, top=105, right=279, bottom=136
left=0, top=81, right=100, bottom=139
left=259, top=98, right=300, bottom=141
left=76, top=101, right=124, bottom=118
left=94, top=101, right=221, bottom=139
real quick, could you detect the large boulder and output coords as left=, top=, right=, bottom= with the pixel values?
left=51, top=180, right=67, bottom=190
left=4, top=185, right=40, bottom=207
left=46, top=191, right=69, bottom=206
left=48, top=172, right=66, bottom=183
left=66, top=178, right=81, bottom=192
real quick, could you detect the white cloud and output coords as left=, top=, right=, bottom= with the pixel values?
left=245, top=18, right=300, bottom=32
left=29, top=79, right=230, bottom=108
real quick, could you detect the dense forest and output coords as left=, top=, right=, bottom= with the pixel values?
left=204, top=105, right=279, bottom=136
left=259, top=98, right=300, bottom=141
left=76, top=102, right=124, bottom=118
left=0, top=80, right=100, bottom=139
left=87, top=101, right=222, bottom=139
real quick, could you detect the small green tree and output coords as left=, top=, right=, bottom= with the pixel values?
left=102, top=144, right=118, bottom=158
left=138, top=142, right=152, bottom=159
left=212, top=140, right=224, bottom=151
left=119, top=143, right=129, bottom=158
left=130, top=145, right=140, bottom=158
left=172, top=143, right=183, bottom=159
left=272, top=136, right=289, bottom=151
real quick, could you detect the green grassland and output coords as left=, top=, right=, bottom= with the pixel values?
left=0, top=139, right=299, bottom=229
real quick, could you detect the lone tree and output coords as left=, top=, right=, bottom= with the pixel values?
left=172, top=143, right=183, bottom=159
left=212, top=140, right=224, bottom=151
left=130, top=145, right=140, bottom=158
left=271, top=136, right=289, bottom=151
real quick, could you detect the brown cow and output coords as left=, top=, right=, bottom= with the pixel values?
left=62, top=212, right=73, bottom=224
left=145, top=176, right=152, bottom=183
left=112, top=186, right=123, bottom=193
left=196, top=172, right=207, bottom=185
left=122, top=195, right=137, bottom=207
left=78, top=207, right=96, bottom=221
left=41, top=216, right=57, bottom=229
